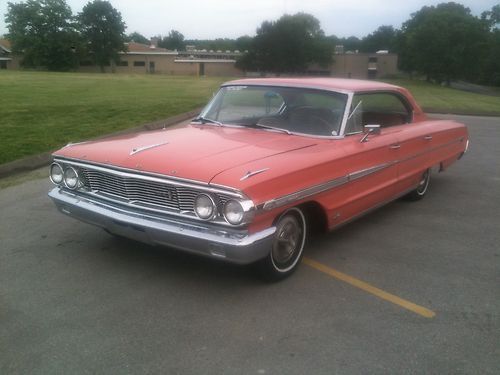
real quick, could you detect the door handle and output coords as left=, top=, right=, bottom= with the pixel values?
left=389, top=144, right=401, bottom=149
left=424, top=135, right=433, bottom=140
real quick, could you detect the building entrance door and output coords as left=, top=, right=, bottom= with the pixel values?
left=149, top=61, right=155, bottom=73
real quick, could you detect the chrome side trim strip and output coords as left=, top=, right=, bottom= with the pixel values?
left=262, top=162, right=390, bottom=211
left=347, top=163, right=392, bottom=181
left=396, top=137, right=463, bottom=165
left=262, top=175, right=349, bottom=211
left=329, top=185, right=418, bottom=231
left=260, top=137, right=465, bottom=212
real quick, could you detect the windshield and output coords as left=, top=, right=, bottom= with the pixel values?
left=196, top=85, right=348, bottom=136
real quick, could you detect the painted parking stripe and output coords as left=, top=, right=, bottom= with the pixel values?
left=302, top=257, right=436, bottom=318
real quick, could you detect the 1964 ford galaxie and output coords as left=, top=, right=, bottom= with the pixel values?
left=48, top=78, right=469, bottom=280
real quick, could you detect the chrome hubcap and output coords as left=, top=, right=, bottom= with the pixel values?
left=272, top=216, right=302, bottom=266
left=417, top=169, right=430, bottom=194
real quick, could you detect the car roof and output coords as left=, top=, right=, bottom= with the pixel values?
left=222, top=77, right=403, bottom=93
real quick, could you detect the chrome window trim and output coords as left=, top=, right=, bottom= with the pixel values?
left=339, top=92, right=354, bottom=136
left=204, top=84, right=352, bottom=139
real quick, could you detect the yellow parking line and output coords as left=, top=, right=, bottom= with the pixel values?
left=302, top=257, right=436, bottom=318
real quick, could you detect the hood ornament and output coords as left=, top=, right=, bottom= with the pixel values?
left=130, top=141, right=169, bottom=155
left=240, top=168, right=270, bottom=181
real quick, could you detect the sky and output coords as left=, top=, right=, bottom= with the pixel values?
left=0, top=0, right=498, bottom=39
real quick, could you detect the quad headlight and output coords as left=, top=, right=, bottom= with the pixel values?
left=49, top=163, right=64, bottom=185
left=63, top=166, right=79, bottom=190
left=194, top=194, right=217, bottom=220
left=223, top=200, right=245, bottom=225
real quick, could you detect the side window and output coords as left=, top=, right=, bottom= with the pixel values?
left=345, top=93, right=412, bottom=134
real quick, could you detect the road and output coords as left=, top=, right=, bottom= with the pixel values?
left=1, top=115, right=499, bottom=374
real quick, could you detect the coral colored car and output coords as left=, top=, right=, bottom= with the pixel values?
left=48, top=78, right=469, bottom=280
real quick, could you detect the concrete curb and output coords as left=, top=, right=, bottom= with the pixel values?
left=0, top=107, right=202, bottom=179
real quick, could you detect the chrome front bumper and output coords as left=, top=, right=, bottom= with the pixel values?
left=48, top=188, right=275, bottom=264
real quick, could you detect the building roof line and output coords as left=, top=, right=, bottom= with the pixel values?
left=122, top=51, right=179, bottom=56
left=174, top=59, right=236, bottom=63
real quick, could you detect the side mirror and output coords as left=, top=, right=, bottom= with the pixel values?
left=360, top=124, right=381, bottom=143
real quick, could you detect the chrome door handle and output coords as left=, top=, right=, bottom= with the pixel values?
left=424, top=135, right=433, bottom=140
left=389, top=144, right=401, bottom=149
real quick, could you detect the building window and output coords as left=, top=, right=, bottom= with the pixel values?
left=134, top=61, right=145, bottom=67
left=118, top=61, right=128, bottom=66
left=368, top=57, right=378, bottom=63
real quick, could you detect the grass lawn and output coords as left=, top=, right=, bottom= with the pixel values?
left=0, top=71, right=227, bottom=164
left=383, top=78, right=500, bottom=114
left=1, top=71, right=499, bottom=165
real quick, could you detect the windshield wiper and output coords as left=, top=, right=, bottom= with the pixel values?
left=253, top=123, right=291, bottom=135
left=192, top=116, right=223, bottom=126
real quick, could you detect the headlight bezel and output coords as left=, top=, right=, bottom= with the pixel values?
left=49, top=162, right=64, bottom=185
left=223, top=199, right=255, bottom=226
left=63, top=166, right=80, bottom=190
left=223, top=199, right=245, bottom=225
left=194, top=193, right=218, bottom=221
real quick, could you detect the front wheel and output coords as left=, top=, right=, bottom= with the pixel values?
left=255, top=207, right=307, bottom=281
left=404, top=168, right=431, bottom=201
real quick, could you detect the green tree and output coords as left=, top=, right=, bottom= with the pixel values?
left=158, top=30, right=185, bottom=50
left=481, top=4, right=500, bottom=29
left=78, top=0, right=126, bottom=72
left=238, top=13, right=333, bottom=73
left=399, top=2, right=489, bottom=84
left=480, top=4, right=500, bottom=85
left=360, top=25, right=398, bottom=53
left=235, top=36, right=253, bottom=51
left=5, top=0, right=79, bottom=70
left=126, top=31, right=149, bottom=45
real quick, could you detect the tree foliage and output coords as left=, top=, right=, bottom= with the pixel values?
left=398, top=2, right=489, bottom=84
left=184, top=36, right=253, bottom=52
left=237, top=13, right=333, bottom=73
left=126, top=31, right=149, bottom=45
left=482, top=4, right=500, bottom=29
left=480, top=4, right=500, bottom=85
left=360, top=25, right=398, bottom=53
left=158, top=30, right=185, bottom=51
left=5, top=0, right=79, bottom=70
left=78, top=0, right=126, bottom=71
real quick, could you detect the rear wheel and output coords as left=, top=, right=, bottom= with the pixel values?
left=256, top=207, right=307, bottom=281
left=404, top=168, right=431, bottom=201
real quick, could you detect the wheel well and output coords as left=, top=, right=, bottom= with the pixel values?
left=298, top=201, right=328, bottom=235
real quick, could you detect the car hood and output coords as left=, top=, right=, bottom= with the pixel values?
left=53, top=125, right=317, bottom=183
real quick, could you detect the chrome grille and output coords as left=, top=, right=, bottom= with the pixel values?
left=78, top=167, right=231, bottom=214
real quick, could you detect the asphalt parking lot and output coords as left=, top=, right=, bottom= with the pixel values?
left=1, top=114, right=499, bottom=374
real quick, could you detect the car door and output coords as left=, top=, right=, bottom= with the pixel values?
left=335, top=94, right=400, bottom=223
left=349, top=91, right=429, bottom=196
